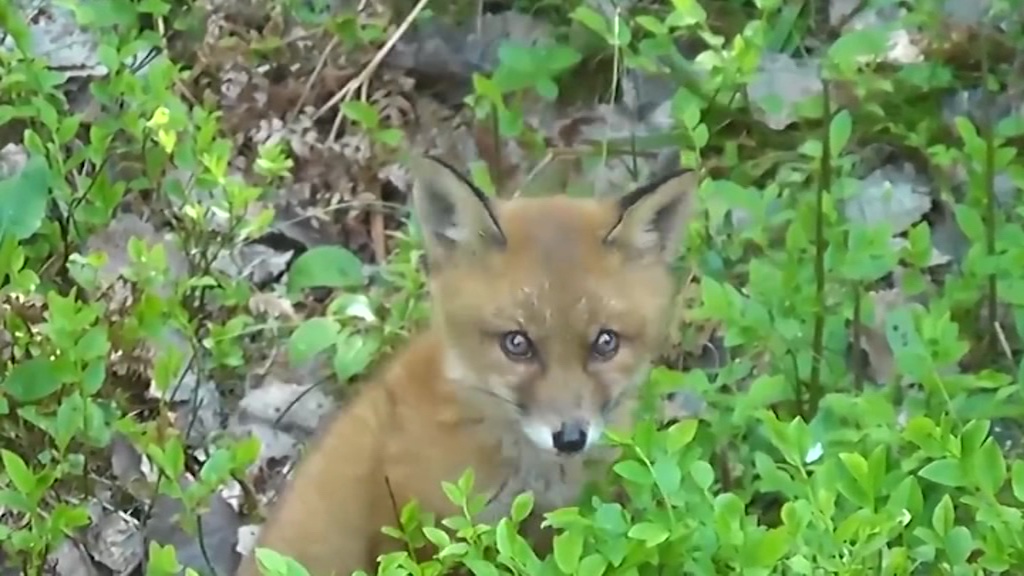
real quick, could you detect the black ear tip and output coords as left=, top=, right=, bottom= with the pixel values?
left=617, top=168, right=696, bottom=212
left=410, top=154, right=489, bottom=203
left=422, top=154, right=460, bottom=173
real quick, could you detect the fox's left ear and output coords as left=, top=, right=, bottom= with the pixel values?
left=603, top=170, right=699, bottom=263
left=407, top=154, right=506, bottom=266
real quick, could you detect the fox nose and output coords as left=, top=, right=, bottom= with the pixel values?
left=551, top=420, right=588, bottom=454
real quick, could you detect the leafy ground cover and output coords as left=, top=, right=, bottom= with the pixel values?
left=3, top=0, right=1024, bottom=574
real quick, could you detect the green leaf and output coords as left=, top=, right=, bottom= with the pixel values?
left=463, top=559, right=499, bottom=576
left=81, top=359, right=106, bottom=396
left=441, top=480, right=463, bottom=506
left=753, top=527, right=790, bottom=567
left=826, top=27, right=889, bottom=69
left=254, top=546, right=312, bottom=576
left=578, top=554, right=608, bottom=576
left=652, top=457, right=682, bottom=495
left=570, top=5, right=610, bottom=39
left=340, top=100, right=379, bottom=129
left=665, top=418, right=698, bottom=452
left=376, top=128, right=404, bottom=148
left=544, top=44, right=583, bottom=73
left=974, top=438, right=1007, bottom=495
left=931, top=493, right=954, bottom=535
left=54, top=393, right=85, bottom=451
left=51, top=501, right=91, bottom=532
left=422, top=526, right=451, bottom=549
left=838, top=452, right=869, bottom=485
left=510, top=490, right=534, bottom=522
left=456, top=468, right=476, bottom=499
left=437, top=541, right=470, bottom=559
left=495, top=518, right=516, bottom=558
left=288, top=317, right=341, bottom=366
left=75, top=326, right=110, bottom=360
left=904, top=222, right=934, bottom=268
left=287, top=246, right=365, bottom=293
left=0, top=486, right=31, bottom=511
left=918, top=458, right=965, bottom=488
left=553, top=529, right=583, bottom=574
left=2, top=356, right=61, bottom=403
left=836, top=452, right=873, bottom=508
left=668, top=0, right=708, bottom=26
left=333, top=330, right=379, bottom=382
left=199, top=448, right=233, bottom=485
left=1, top=449, right=36, bottom=495
left=153, top=437, right=186, bottom=478
left=754, top=452, right=793, bottom=493
left=953, top=116, right=982, bottom=152
left=886, top=475, right=923, bottom=518
left=959, top=420, right=990, bottom=456
left=0, top=154, right=52, bottom=241
left=736, top=374, right=793, bottom=417
left=147, top=542, right=183, bottom=575
left=535, top=77, right=558, bottom=100
left=829, top=109, right=852, bottom=155
left=945, top=526, right=974, bottom=565
left=613, top=460, right=652, bottom=485
left=83, top=399, right=111, bottom=447
left=627, top=521, right=670, bottom=547
left=689, top=460, right=715, bottom=491
left=953, top=204, right=985, bottom=243
left=1011, top=460, right=1024, bottom=503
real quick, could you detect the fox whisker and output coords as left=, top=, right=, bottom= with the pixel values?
left=466, top=386, right=523, bottom=413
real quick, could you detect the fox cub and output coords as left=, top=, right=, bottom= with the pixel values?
left=234, top=155, right=698, bottom=576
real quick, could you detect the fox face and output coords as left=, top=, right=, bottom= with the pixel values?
left=409, top=155, right=698, bottom=458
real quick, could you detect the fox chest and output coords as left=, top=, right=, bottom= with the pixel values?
left=475, top=444, right=586, bottom=525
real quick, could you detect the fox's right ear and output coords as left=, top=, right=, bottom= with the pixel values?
left=408, top=154, right=506, bottom=265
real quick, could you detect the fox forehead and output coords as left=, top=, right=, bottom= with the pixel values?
left=409, top=153, right=696, bottom=339
left=493, top=195, right=620, bottom=268
left=435, top=197, right=669, bottom=337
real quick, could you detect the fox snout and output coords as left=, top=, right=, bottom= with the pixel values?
left=521, top=415, right=604, bottom=456
left=552, top=420, right=589, bottom=454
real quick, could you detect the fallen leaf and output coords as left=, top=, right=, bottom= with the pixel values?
left=236, top=379, right=336, bottom=435
left=746, top=53, right=823, bottom=130
left=843, top=164, right=933, bottom=235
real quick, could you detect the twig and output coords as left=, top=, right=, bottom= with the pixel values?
left=831, top=0, right=871, bottom=34
left=291, top=34, right=339, bottom=120
left=513, top=150, right=555, bottom=198
left=370, top=209, right=387, bottom=264
left=313, top=0, right=430, bottom=140
left=808, top=77, right=832, bottom=416
left=993, top=321, right=1015, bottom=365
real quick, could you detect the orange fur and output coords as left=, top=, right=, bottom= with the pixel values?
left=234, top=156, right=699, bottom=576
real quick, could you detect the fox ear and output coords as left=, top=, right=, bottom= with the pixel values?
left=603, top=170, right=699, bottom=263
left=408, top=154, right=506, bottom=264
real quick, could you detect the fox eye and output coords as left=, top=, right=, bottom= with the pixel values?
left=500, top=330, right=535, bottom=360
left=590, top=329, right=620, bottom=360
